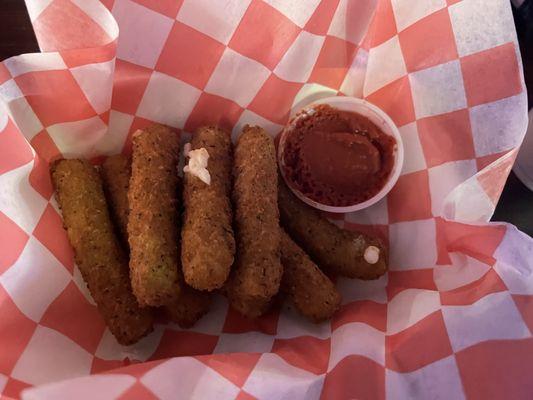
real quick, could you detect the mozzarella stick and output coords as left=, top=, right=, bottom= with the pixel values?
left=165, top=277, right=211, bottom=328
left=280, top=230, right=341, bottom=322
left=128, top=124, right=181, bottom=307
left=279, top=181, right=387, bottom=279
left=51, top=159, right=153, bottom=345
left=101, top=152, right=209, bottom=328
left=101, top=154, right=131, bottom=248
left=227, top=126, right=282, bottom=318
left=181, top=126, right=235, bottom=291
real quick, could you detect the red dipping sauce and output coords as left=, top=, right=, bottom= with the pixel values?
left=280, top=104, right=396, bottom=207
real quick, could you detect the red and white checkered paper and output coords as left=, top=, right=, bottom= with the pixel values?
left=0, top=0, right=532, bottom=399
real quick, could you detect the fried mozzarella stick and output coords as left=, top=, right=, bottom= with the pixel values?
left=101, top=154, right=131, bottom=247
left=165, top=277, right=212, bottom=328
left=280, top=230, right=341, bottom=322
left=51, top=159, right=153, bottom=345
left=181, top=126, right=235, bottom=291
left=279, top=182, right=388, bottom=279
left=128, top=124, right=181, bottom=307
left=227, top=126, right=282, bottom=318
left=101, top=153, right=210, bottom=328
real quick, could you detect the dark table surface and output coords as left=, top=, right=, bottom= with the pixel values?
left=1, top=0, right=532, bottom=235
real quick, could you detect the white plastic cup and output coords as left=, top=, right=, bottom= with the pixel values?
left=278, top=96, right=404, bottom=213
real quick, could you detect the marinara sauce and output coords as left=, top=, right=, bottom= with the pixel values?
left=280, top=104, right=396, bottom=207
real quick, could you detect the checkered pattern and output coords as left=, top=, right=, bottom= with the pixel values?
left=0, top=0, right=532, bottom=398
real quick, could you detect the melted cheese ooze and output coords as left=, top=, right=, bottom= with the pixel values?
left=184, top=146, right=211, bottom=185
left=364, top=245, right=380, bottom=264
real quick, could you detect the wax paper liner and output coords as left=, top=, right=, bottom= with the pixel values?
left=0, top=0, right=532, bottom=399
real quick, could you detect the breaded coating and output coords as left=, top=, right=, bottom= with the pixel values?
left=128, top=124, right=181, bottom=307
left=101, top=153, right=209, bottom=328
left=182, top=126, right=235, bottom=291
left=278, top=181, right=388, bottom=279
left=51, top=159, right=153, bottom=345
left=165, top=276, right=211, bottom=328
left=280, top=230, right=341, bottom=322
left=101, top=154, right=131, bottom=248
left=227, top=126, right=282, bottom=318
left=102, top=155, right=184, bottom=247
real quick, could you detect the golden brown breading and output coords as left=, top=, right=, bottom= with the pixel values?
left=128, top=124, right=181, bottom=307
left=181, top=126, right=235, bottom=291
left=51, top=159, right=153, bottom=345
left=100, top=152, right=209, bottom=328
left=101, top=154, right=131, bottom=248
left=227, top=126, right=282, bottom=318
left=165, top=277, right=211, bottom=328
left=280, top=230, right=341, bottom=322
left=278, top=181, right=388, bottom=279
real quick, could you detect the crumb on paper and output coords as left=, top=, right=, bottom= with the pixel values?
left=364, top=245, right=380, bottom=264
left=184, top=147, right=210, bottom=185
